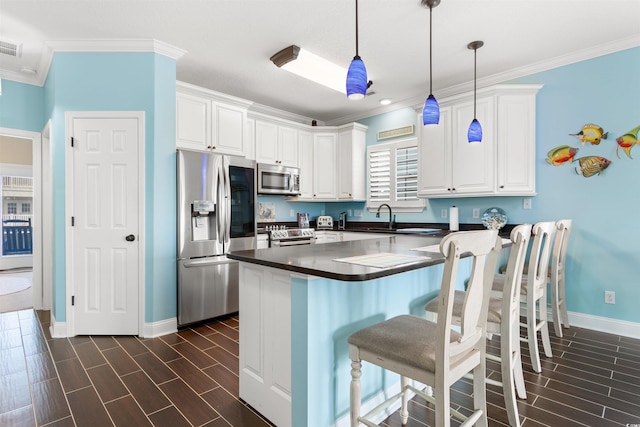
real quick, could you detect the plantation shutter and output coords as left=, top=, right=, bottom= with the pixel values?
left=396, top=146, right=418, bottom=201
left=369, top=148, right=391, bottom=202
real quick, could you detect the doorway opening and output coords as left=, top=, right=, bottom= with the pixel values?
left=0, top=127, right=46, bottom=313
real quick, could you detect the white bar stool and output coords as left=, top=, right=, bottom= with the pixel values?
left=348, top=229, right=500, bottom=427
left=425, top=224, right=532, bottom=427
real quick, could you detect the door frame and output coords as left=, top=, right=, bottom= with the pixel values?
left=64, top=111, right=145, bottom=336
left=0, top=126, right=43, bottom=308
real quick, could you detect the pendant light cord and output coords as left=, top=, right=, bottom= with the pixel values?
left=355, top=0, right=359, bottom=57
left=429, top=5, right=433, bottom=94
left=473, top=47, right=477, bottom=118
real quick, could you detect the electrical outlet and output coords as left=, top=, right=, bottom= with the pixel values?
left=348, top=209, right=352, bottom=216
left=472, top=208, right=480, bottom=218
left=441, top=209, right=447, bottom=218
left=605, top=291, right=615, bottom=304
left=290, top=209, right=294, bottom=217
left=523, top=198, right=532, bottom=209
left=354, top=209, right=363, bottom=217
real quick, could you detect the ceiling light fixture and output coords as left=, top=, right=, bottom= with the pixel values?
left=346, top=0, right=372, bottom=100
left=421, top=0, right=441, bottom=126
left=380, top=98, right=391, bottom=105
left=467, top=40, right=484, bottom=143
left=270, top=45, right=348, bottom=94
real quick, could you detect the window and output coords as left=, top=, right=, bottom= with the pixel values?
left=21, top=203, right=31, bottom=214
left=7, top=202, right=17, bottom=214
left=367, top=138, right=424, bottom=212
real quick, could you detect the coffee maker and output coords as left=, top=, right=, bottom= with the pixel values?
left=338, top=212, right=347, bottom=230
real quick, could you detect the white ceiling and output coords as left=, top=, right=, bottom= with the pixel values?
left=1, top=0, right=639, bottom=124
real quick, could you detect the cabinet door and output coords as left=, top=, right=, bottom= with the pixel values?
left=278, top=126, right=299, bottom=167
left=313, top=133, right=337, bottom=199
left=418, top=107, right=452, bottom=196
left=255, top=120, right=279, bottom=164
left=298, top=130, right=314, bottom=199
left=176, top=93, right=211, bottom=151
left=496, top=94, right=536, bottom=195
left=337, top=128, right=366, bottom=201
left=212, top=102, right=246, bottom=156
left=451, top=97, right=495, bottom=195
left=239, top=265, right=292, bottom=427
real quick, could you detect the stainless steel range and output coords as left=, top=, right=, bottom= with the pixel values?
left=268, top=228, right=316, bottom=247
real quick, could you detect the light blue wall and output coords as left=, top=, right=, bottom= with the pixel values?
left=0, top=80, right=44, bottom=131
left=43, top=52, right=177, bottom=323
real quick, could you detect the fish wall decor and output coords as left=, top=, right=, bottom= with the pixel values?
left=546, top=145, right=579, bottom=166
left=574, top=156, right=611, bottom=178
left=616, top=125, right=640, bottom=159
left=571, top=124, right=608, bottom=145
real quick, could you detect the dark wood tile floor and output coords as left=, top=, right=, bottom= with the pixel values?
left=380, top=324, right=640, bottom=427
left=0, top=309, right=273, bottom=427
left=1, top=308, right=639, bottom=426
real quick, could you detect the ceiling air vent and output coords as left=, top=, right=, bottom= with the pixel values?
left=377, top=125, right=415, bottom=141
left=0, top=40, right=23, bottom=57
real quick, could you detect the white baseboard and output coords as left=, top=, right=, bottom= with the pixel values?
left=568, top=311, right=640, bottom=339
left=142, top=317, right=178, bottom=338
left=49, top=312, right=68, bottom=338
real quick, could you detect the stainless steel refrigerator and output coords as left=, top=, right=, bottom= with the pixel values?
left=177, top=149, right=255, bottom=326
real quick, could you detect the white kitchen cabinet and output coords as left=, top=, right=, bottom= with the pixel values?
left=255, top=120, right=299, bottom=167
left=176, top=82, right=251, bottom=156
left=211, top=101, right=247, bottom=156
left=239, top=264, right=292, bottom=427
left=312, top=133, right=337, bottom=199
left=297, top=130, right=314, bottom=199
left=417, top=84, right=541, bottom=198
left=495, top=92, right=537, bottom=195
left=176, top=91, right=210, bottom=151
left=337, top=124, right=367, bottom=201
left=450, top=97, right=495, bottom=195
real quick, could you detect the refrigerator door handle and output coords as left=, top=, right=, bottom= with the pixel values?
left=223, top=157, right=232, bottom=245
left=182, top=256, right=235, bottom=268
left=216, top=158, right=226, bottom=245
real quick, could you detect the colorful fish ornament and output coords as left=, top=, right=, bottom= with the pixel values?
left=546, top=145, right=579, bottom=166
left=574, top=156, right=611, bottom=178
left=615, top=125, right=640, bottom=159
left=570, top=124, right=608, bottom=145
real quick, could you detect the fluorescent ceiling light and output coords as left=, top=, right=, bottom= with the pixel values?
left=271, top=45, right=347, bottom=94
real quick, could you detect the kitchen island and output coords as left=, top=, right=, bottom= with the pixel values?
left=228, top=233, right=502, bottom=427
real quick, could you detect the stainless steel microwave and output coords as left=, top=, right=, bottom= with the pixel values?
left=257, top=163, right=300, bottom=195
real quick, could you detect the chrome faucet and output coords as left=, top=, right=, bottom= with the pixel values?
left=376, top=204, right=395, bottom=229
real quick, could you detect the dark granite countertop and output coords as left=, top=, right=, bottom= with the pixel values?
left=229, top=234, right=452, bottom=281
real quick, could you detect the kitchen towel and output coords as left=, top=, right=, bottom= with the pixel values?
left=449, top=206, right=459, bottom=231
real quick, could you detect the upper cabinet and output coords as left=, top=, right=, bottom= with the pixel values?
left=254, top=120, right=299, bottom=167
left=417, top=84, right=541, bottom=198
left=176, top=81, right=252, bottom=157
left=337, top=124, right=367, bottom=201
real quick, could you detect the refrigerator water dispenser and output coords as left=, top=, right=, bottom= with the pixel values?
left=191, top=200, right=216, bottom=241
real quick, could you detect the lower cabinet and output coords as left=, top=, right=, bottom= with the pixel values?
left=239, top=264, right=292, bottom=427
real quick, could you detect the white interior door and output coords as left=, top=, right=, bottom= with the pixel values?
left=70, top=114, right=142, bottom=335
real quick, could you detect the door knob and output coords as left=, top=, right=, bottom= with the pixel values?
left=125, top=234, right=136, bottom=242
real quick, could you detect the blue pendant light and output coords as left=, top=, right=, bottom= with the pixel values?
left=467, top=40, right=484, bottom=143
left=422, top=0, right=441, bottom=125
left=346, top=0, right=369, bottom=100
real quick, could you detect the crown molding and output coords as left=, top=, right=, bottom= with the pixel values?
left=8, top=39, right=188, bottom=87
